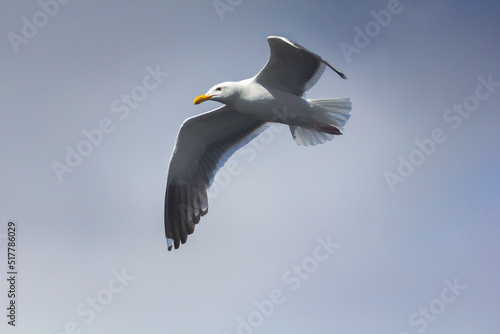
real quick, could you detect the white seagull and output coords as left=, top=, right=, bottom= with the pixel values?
left=164, top=36, right=351, bottom=250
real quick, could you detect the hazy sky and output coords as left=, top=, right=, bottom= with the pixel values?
left=1, top=1, right=499, bottom=333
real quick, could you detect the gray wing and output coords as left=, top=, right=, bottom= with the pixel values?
left=165, top=106, right=267, bottom=250
left=255, top=36, right=347, bottom=97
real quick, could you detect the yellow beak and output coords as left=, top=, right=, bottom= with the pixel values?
left=193, top=94, right=212, bottom=105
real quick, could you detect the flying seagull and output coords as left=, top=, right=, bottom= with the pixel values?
left=164, top=36, right=351, bottom=250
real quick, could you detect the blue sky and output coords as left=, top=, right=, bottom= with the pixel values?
left=1, top=1, right=499, bottom=333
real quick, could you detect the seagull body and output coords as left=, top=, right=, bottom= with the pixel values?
left=165, top=36, right=351, bottom=250
left=229, top=80, right=312, bottom=123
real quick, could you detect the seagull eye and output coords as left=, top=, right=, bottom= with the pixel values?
left=215, top=87, right=222, bottom=91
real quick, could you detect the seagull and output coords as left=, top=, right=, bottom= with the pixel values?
left=164, top=36, right=351, bottom=250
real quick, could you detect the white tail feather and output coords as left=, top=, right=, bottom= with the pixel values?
left=289, top=98, right=352, bottom=146
left=309, top=98, right=351, bottom=128
left=289, top=125, right=334, bottom=146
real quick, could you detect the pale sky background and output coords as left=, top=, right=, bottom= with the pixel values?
left=1, top=1, right=499, bottom=333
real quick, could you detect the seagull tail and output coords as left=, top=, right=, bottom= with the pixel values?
left=289, top=98, right=352, bottom=146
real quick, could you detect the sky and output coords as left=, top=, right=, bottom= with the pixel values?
left=1, top=0, right=499, bottom=333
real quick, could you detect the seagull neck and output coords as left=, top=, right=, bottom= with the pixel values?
left=224, top=81, right=245, bottom=105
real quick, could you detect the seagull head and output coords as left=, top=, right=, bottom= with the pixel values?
left=193, top=82, right=238, bottom=105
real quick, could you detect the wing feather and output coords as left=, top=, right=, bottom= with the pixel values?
left=255, top=36, right=346, bottom=96
left=165, top=106, right=267, bottom=250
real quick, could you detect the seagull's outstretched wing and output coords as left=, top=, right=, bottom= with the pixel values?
left=255, top=36, right=347, bottom=97
left=165, top=106, right=267, bottom=250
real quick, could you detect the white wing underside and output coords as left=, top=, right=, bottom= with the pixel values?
left=165, top=106, right=267, bottom=249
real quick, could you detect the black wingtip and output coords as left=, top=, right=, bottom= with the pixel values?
left=324, top=61, right=348, bottom=80
left=336, top=70, right=348, bottom=80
